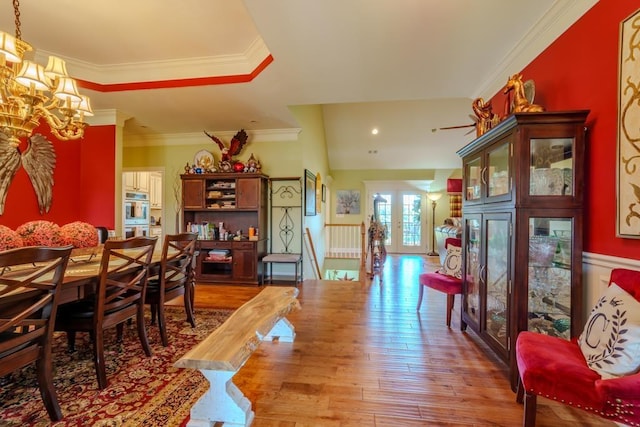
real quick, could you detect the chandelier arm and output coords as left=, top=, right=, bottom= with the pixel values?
left=50, top=124, right=85, bottom=141
left=35, top=106, right=85, bottom=140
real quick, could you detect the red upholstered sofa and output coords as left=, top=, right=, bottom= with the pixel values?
left=515, top=268, right=640, bottom=427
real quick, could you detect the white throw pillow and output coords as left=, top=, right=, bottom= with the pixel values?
left=578, top=282, right=640, bottom=379
left=440, top=245, right=462, bottom=279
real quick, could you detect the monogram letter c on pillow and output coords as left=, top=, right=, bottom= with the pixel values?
left=440, top=245, right=462, bottom=279
left=578, top=283, right=640, bottom=379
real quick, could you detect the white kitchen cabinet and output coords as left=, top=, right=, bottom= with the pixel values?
left=125, top=172, right=150, bottom=192
left=150, top=174, right=162, bottom=208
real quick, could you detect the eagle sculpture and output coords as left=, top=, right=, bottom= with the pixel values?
left=0, top=133, right=56, bottom=215
left=203, top=129, right=249, bottom=163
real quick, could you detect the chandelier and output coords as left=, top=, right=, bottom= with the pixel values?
left=0, top=0, right=93, bottom=147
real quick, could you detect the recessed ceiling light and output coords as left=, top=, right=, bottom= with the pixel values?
left=371, top=128, right=379, bottom=135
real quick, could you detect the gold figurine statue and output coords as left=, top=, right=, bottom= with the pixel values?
left=472, top=98, right=501, bottom=137
left=504, top=73, right=544, bottom=113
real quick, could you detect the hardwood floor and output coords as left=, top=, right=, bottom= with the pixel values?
left=173, top=254, right=616, bottom=426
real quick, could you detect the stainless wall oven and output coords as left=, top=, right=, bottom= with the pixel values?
left=124, top=192, right=150, bottom=226
left=124, top=225, right=149, bottom=238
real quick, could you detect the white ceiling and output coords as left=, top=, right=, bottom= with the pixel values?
left=0, top=0, right=597, bottom=170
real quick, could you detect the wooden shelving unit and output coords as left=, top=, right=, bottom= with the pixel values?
left=181, top=173, right=268, bottom=284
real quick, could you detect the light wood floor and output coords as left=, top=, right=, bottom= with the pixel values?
left=173, top=254, right=616, bottom=426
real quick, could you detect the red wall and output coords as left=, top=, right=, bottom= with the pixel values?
left=490, top=0, right=640, bottom=259
left=2, top=0, right=638, bottom=257
left=0, top=123, right=116, bottom=230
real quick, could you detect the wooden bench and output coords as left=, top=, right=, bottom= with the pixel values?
left=175, top=286, right=301, bottom=427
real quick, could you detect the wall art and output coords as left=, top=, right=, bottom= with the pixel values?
left=336, top=190, right=360, bottom=215
left=304, top=169, right=316, bottom=216
left=617, top=8, right=640, bottom=238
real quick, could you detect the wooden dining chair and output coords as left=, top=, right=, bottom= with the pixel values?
left=145, top=232, right=197, bottom=346
left=55, top=236, right=157, bottom=389
left=0, top=245, right=73, bottom=421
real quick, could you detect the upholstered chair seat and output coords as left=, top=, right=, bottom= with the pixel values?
left=417, top=237, right=463, bottom=327
left=515, top=268, right=640, bottom=427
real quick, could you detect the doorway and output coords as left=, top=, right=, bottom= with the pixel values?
left=365, top=186, right=427, bottom=254
left=122, top=169, right=164, bottom=241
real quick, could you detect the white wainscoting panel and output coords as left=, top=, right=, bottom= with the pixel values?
left=582, top=252, right=640, bottom=325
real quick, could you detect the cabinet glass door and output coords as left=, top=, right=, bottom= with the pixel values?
left=465, top=157, right=482, bottom=202
left=487, top=142, right=510, bottom=197
left=527, top=217, right=572, bottom=339
left=485, top=216, right=510, bottom=349
left=464, top=216, right=481, bottom=325
left=529, top=138, right=574, bottom=196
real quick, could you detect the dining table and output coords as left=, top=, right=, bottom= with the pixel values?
left=0, top=246, right=168, bottom=307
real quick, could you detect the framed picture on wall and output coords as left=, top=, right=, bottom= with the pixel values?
left=617, top=8, right=640, bottom=238
left=336, top=190, right=360, bottom=215
left=316, top=173, right=322, bottom=214
left=304, top=169, right=317, bottom=216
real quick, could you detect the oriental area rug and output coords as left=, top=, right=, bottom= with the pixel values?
left=0, top=307, right=232, bottom=427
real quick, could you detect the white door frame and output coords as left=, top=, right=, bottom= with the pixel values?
left=363, top=181, right=428, bottom=254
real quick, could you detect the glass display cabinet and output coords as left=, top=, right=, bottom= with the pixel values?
left=527, top=217, right=574, bottom=339
left=457, top=110, right=589, bottom=390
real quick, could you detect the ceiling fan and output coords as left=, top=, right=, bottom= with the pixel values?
left=436, top=79, right=536, bottom=137
left=438, top=116, right=478, bottom=135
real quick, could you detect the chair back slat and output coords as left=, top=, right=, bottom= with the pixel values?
left=0, top=246, right=72, bottom=372
left=95, top=237, right=157, bottom=319
left=144, top=232, right=197, bottom=347
left=0, top=246, right=72, bottom=331
left=160, top=233, right=197, bottom=293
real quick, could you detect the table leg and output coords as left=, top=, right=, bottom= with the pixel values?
left=260, top=317, right=295, bottom=342
left=187, top=369, right=254, bottom=427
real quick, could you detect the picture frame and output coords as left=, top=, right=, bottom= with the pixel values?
left=304, top=169, right=317, bottom=216
left=336, top=190, right=360, bottom=215
left=322, top=184, right=326, bottom=202
left=316, top=173, right=322, bottom=214
left=617, top=8, right=640, bottom=238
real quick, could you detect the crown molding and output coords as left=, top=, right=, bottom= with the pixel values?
left=476, top=0, right=599, bottom=99
left=86, top=109, right=130, bottom=127
left=35, top=36, right=271, bottom=85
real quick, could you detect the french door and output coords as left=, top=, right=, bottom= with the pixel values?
left=367, top=189, right=426, bottom=254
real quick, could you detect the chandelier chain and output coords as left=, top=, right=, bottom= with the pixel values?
left=13, top=0, right=22, bottom=40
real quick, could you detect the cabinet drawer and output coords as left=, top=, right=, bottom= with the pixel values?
left=198, top=240, right=232, bottom=250
left=234, top=241, right=254, bottom=250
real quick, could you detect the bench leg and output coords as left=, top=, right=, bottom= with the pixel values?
left=259, top=317, right=296, bottom=342
left=188, top=369, right=254, bottom=427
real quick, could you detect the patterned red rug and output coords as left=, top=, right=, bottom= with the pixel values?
left=0, top=307, right=232, bottom=426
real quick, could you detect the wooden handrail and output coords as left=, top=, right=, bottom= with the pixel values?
left=305, top=227, right=322, bottom=279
